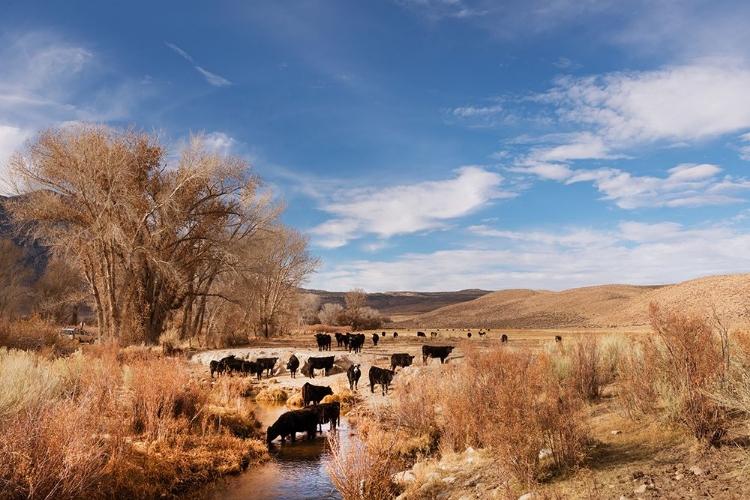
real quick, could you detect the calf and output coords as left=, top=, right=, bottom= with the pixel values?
left=372, top=333, right=379, bottom=346
left=422, top=345, right=455, bottom=364
left=267, top=408, right=319, bottom=445
left=302, top=382, right=334, bottom=406
left=347, top=363, right=361, bottom=390
left=390, top=353, right=415, bottom=371
left=286, top=354, right=300, bottom=378
left=315, top=333, right=332, bottom=351
left=311, top=401, right=341, bottom=432
left=369, top=366, right=395, bottom=396
left=307, top=355, right=335, bottom=378
left=255, top=357, right=278, bottom=379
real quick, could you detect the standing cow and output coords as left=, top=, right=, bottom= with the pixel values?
left=286, top=354, right=300, bottom=378
left=347, top=364, right=361, bottom=390
left=302, top=382, right=334, bottom=406
left=372, top=333, right=379, bottom=346
left=369, top=366, right=395, bottom=396
left=422, top=345, right=455, bottom=364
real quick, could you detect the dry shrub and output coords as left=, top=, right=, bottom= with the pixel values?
left=123, top=356, right=206, bottom=440
left=0, top=316, right=62, bottom=352
left=255, top=387, right=288, bottom=402
left=325, top=422, right=402, bottom=500
left=618, top=303, right=728, bottom=445
left=286, top=391, right=304, bottom=407
left=568, top=335, right=606, bottom=400
left=708, top=330, right=750, bottom=422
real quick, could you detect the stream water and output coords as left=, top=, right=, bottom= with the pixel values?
left=207, top=402, right=343, bottom=500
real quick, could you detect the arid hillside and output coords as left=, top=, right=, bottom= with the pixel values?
left=392, top=273, right=750, bottom=330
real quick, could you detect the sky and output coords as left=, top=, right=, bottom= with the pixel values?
left=3, top=1, right=750, bottom=293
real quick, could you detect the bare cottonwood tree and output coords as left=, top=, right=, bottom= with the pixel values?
left=318, top=303, right=344, bottom=326
left=7, top=124, right=289, bottom=343
left=344, top=287, right=368, bottom=330
left=31, top=257, right=89, bottom=324
left=299, top=293, right=321, bottom=325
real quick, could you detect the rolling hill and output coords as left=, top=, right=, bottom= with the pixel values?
left=391, top=274, right=750, bottom=331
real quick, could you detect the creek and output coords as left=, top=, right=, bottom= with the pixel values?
left=208, top=401, right=344, bottom=500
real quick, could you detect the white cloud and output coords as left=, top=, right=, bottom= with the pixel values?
left=0, top=124, right=32, bottom=195
left=308, top=219, right=750, bottom=292
left=544, top=64, right=750, bottom=145
left=310, top=166, right=512, bottom=247
left=202, top=132, right=238, bottom=155
left=165, top=41, right=232, bottom=87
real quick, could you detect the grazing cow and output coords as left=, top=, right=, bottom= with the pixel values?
left=255, top=357, right=278, bottom=379
left=347, top=364, right=361, bottom=390
left=467, top=332, right=472, bottom=338
left=315, top=333, right=332, bottom=351
left=286, top=354, right=300, bottom=378
left=220, top=356, right=257, bottom=377
left=390, top=353, right=415, bottom=371
left=501, top=334, right=508, bottom=343
left=555, top=335, right=563, bottom=342
left=310, top=401, right=341, bottom=432
left=393, top=332, right=398, bottom=338
left=430, top=331, right=438, bottom=338
left=381, top=331, right=386, bottom=337
left=417, top=331, right=426, bottom=338
left=372, top=333, right=379, bottom=346
left=369, top=366, right=395, bottom=396
left=302, top=382, right=334, bottom=406
left=349, top=334, right=366, bottom=353
left=422, top=345, right=455, bottom=364
left=478, top=331, right=486, bottom=338
left=267, top=408, right=319, bottom=445
left=307, top=356, right=335, bottom=378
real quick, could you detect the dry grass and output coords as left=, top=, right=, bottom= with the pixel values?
left=0, top=330, right=267, bottom=499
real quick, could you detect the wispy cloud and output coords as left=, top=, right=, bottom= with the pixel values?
left=165, top=42, right=231, bottom=87
left=309, top=218, right=750, bottom=292
left=310, top=166, right=513, bottom=248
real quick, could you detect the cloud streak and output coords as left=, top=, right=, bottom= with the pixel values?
left=165, top=42, right=231, bottom=87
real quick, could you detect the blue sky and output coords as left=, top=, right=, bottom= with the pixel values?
left=3, top=1, right=750, bottom=292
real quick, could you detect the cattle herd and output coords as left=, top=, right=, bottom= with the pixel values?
left=210, top=330, right=562, bottom=446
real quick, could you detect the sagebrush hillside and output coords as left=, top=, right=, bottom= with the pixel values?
left=392, top=274, right=750, bottom=330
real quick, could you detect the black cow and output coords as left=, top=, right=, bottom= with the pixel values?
left=307, top=356, right=335, bottom=378
left=381, top=331, right=386, bottom=337
left=478, top=331, right=486, bottom=337
left=417, top=331, right=426, bottom=338
left=267, top=408, right=319, bottom=444
left=286, top=354, right=300, bottom=378
left=467, top=332, right=472, bottom=338
left=219, top=356, right=258, bottom=377
left=501, top=334, right=508, bottom=343
left=390, top=353, right=415, bottom=371
left=210, top=355, right=236, bottom=377
left=315, top=333, right=332, bottom=351
left=349, top=334, right=365, bottom=353
left=430, top=331, right=438, bottom=338
left=422, top=345, right=455, bottom=364
left=255, top=357, right=278, bottom=379
left=302, top=382, right=334, bottom=406
left=372, top=333, right=379, bottom=346
left=311, top=401, right=340, bottom=432
left=369, top=366, right=395, bottom=396
left=555, top=335, right=563, bottom=342
left=347, top=363, right=361, bottom=390
left=335, top=333, right=346, bottom=348
left=393, top=332, right=398, bottom=338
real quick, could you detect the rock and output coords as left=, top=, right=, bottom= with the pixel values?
left=611, top=430, right=622, bottom=435
left=674, top=473, right=684, bottom=481
left=538, top=448, right=552, bottom=459
left=518, top=493, right=535, bottom=500
left=634, top=484, right=648, bottom=494
left=689, top=466, right=704, bottom=476
left=466, top=446, right=475, bottom=454
left=443, top=476, right=456, bottom=484
left=392, top=471, right=416, bottom=483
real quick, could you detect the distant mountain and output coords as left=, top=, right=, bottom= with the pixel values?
left=390, top=274, right=750, bottom=331
left=304, top=289, right=492, bottom=318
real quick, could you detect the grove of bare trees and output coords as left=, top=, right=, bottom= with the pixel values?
left=5, top=124, right=319, bottom=344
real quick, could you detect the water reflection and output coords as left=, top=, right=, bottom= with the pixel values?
left=209, top=402, right=342, bottom=500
